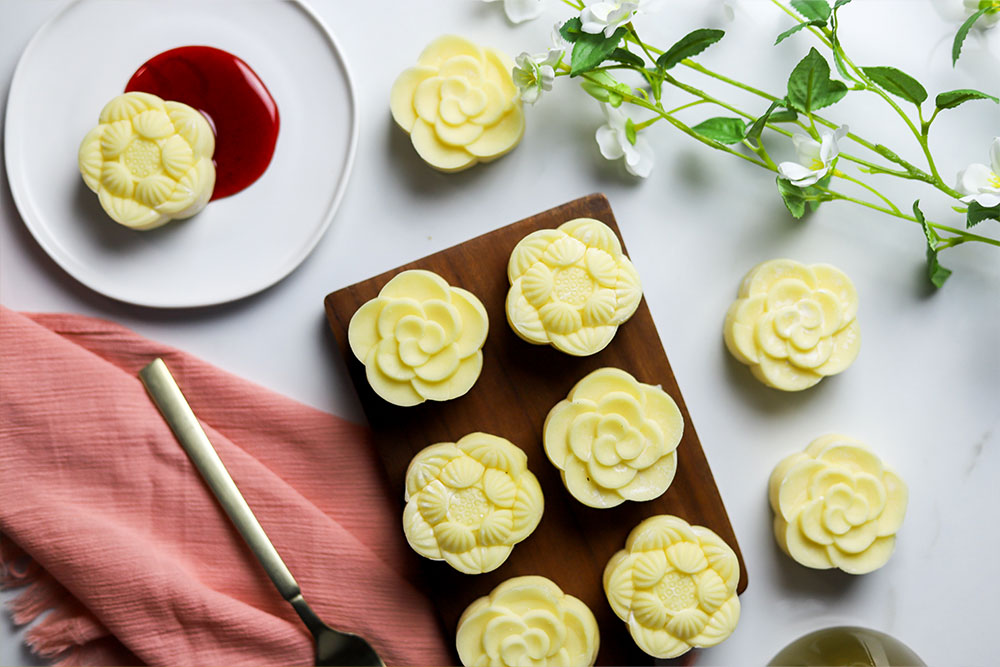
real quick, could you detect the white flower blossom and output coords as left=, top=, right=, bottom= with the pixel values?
left=512, top=49, right=562, bottom=104
left=580, top=1, right=645, bottom=37
left=551, top=21, right=571, bottom=50
left=481, top=0, right=546, bottom=24
left=957, top=136, right=1000, bottom=207
left=964, top=0, right=1000, bottom=28
left=777, top=125, right=849, bottom=187
left=595, top=103, right=654, bottom=178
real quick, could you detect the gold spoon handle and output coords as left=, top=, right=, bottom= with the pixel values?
left=139, top=358, right=301, bottom=603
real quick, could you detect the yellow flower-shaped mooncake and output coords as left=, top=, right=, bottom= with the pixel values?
left=348, top=270, right=489, bottom=406
left=78, top=91, right=215, bottom=230
left=403, top=433, right=544, bottom=574
left=456, top=576, right=600, bottom=667
left=506, top=218, right=642, bottom=356
left=390, top=35, right=524, bottom=172
left=543, top=368, right=682, bottom=508
left=604, top=515, right=740, bottom=659
left=723, top=259, right=860, bottom=390
left=769, top=434, right=907, bottom=575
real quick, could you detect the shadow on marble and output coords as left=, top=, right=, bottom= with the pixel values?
left=383, top=116, right=494, bottom=197
left=762, top=502, right=862, bottom=599
left=721, top=341, right=833, bottom=415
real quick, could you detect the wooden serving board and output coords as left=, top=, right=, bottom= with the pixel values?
left=324, top=193, right=746, bottom=665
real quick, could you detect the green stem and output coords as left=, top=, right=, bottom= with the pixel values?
left=663, top=99, right=710, bottom=115
left=580, top=72, right=770, bottom=169
left=681, top=59, right=780, bottom=103
left=834, top=170, right=901, bottom=214
left=818, top=187, right=1000, bottom=247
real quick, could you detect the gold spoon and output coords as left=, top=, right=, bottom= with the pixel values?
left=140, top=358, right=383, bottom=667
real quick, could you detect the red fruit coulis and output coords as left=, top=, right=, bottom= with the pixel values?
left=124, top=46, right=279, bottom=201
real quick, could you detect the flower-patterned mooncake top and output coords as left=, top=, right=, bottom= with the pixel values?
left=603, top=515, right=741, bottom=659
left=403, top=432, right=544, bottom=574
left=506, top=218, right=642, bottom=356
left=348, top=270, right=488, bottom=407
left=456, top=575, right=599, bottom=666
left=724, top=258, right=860, bottom=390
left=78, top=91, right=215, bottom=230
left=769, top=433, right=907, bottom=574
left=543, top=367, right=682, bottom=508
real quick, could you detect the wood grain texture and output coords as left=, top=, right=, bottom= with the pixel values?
left=324, top=193, right=746, bottom=665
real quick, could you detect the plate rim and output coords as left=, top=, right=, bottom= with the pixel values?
left=3, top=0, right=360, bottom=309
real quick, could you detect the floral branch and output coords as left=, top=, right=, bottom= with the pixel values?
left=508, top=0, right=1000, bottom=288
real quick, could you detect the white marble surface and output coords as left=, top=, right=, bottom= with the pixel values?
left=2, top=1, right=998, bottom=665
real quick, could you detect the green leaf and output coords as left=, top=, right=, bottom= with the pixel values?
left=913, top=201, right=952, bottom=288
left=777, top=178, right=807, bottom=218
left=953, top=6, right=989, bottom=66
left=832, top=46, right=853, bottom=82
left=787, top=47, right=848, bottom=113
left=967, top=201, right=1000, bottom=227
left=775, top=19, right=827, bottom=45
left=559, top=17, right=583, bottom=43
left=570, top=27, right=627, bottom=76
left=770, top=109, right=800, bottom=122
left=834, top=0, right=854, bottom=8
left=609, top=48, right=645, bottom=67
left=862, top=66, right=928, bottom=105
left=692, top=117, right=747, bottom=144
left=935, top=88, right=1000, bottom=110
left=745, top=99, right=783, bottom=144
left=806, top=174, right=832, bottom=212
left=625, top=118, right=637, bottom=145
left=656, top=29, right=725, bottom=71
left=791, top=0, right=831, bottom=22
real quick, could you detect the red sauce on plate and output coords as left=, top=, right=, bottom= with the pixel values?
left=125, top=46, right=279, bottom=201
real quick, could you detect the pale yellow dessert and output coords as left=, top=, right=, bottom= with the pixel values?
left=723, top=259, right=860, bottom=390
left=402, top=432, right=544, bottom=574
left=506, top=218, right=642, bottom=356
left=769, top=434, right=907, bottom=575
left=348, top=270, right=489, bottom=406
left=390, top=35, right=524, bottom=172
left=78, top=91, right=215, bottom=230
left=456, top=576, right=600, bottom=667
left=604, top=515, right=740, bottom=659
left=543, top=367, right=682, bottom=508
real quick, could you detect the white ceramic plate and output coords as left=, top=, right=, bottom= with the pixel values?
left=5, top=0, right=358, bottom=308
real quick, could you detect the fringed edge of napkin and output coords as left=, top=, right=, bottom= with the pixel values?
left=1, top=536, right=141, bottom=666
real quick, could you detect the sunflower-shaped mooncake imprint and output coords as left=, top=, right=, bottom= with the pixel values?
left=78, top=91, right=215, bottom=230
left=403, top=433, right=544, bottom=574
left=506, top=218, right=642, bottom=356
left=604, top=515, right=740, bottom=659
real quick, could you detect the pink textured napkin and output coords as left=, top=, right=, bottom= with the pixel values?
left=0, top=306, right=452, bottom=666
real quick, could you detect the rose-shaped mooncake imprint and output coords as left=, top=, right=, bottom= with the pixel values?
left=456, top=575, right=600, bottom=667
left=403, top=432, right=544, bottom=574
left=723, top=259, right=860, bottom=391
left=390, top=35, right=524, bottom=172
left=604, top=515, right=740, bottom=659
left=507, top=218, right=642, bottom=356
left=544, top=368, right=682, bottom=508
left=348, top=270, right=489, bottom=406
left=769, top=434, right=907, bottom=575
left=78, top=91, right=215, bottom=230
